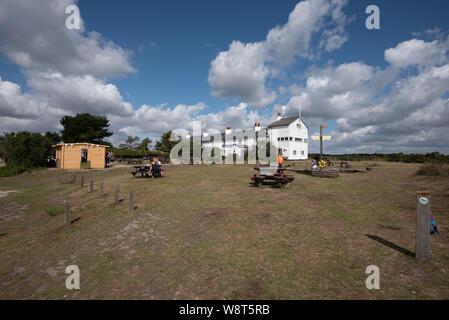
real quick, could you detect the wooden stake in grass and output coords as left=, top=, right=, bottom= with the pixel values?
left=64, top=200, right=71, bottom=228
left=89, top=179, right=94, bottom=193
left=416, top=191, right=431, bottom=260
left=129, top=190, right=134, bottom=213
left=80, top=176, right=84, bottom=188
left=115, top=185, right=120, bottom=204
left=99, top=181, right=104, bottom=196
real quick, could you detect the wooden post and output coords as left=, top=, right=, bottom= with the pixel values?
left=99, top=182, right=104, bottom=196
left=80, top=176, right=84, bottom=188
left=129, top=190, right=134, bottom=213
left=73, top=175, right=76, bottom=184
left=64, top=200, right=71, bottom=228
left=320, top=126, right=323, bottom=161
left=115, top=185, right=120, bottom=204
left=416, top=191, right=431, bottom=260
left=89, top=180, right=94, bottom=193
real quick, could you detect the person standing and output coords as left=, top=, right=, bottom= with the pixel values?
left=278, top=152, right=284, bottom=168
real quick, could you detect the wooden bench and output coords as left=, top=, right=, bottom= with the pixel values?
left=338, top=161, right=350, bottom=168
left=252, top=166, right=295, bottom=188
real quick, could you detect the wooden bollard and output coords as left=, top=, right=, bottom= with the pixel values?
left=129, top=191, right=134, bottom=212
left=80, top=176, right=84, bottom=188
left=115, top=185, right=120, bottom=204
left=89, top=180, right=94, bottom=193
left=416, top=191, right=431, bottom=260
left=64, top=200, right=71, bottom=228
left=72, top=175, right=76, bottom=184
left=99, top=182, right=104, bottom=196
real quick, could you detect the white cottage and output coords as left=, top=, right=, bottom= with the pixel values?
left=202, top=125, right=268, bottom=158
left=268, top=113, right=309, bottom=160
left=200, top=113, right=309, bottom=161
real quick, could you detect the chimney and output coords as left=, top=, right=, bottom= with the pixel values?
left=276, top=113, right=282, bottom=121
left=255, top=122, right=261, bottom=132
left=225, top=127, right=232, bottom=135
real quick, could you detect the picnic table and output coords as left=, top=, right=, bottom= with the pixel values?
left=338, top=161, right=350, bottom=168
left=130, top=165, right=152, bottom=177
left=251, top=166, right=295, bottom=188
left=130, top=165, right=164, bottom=178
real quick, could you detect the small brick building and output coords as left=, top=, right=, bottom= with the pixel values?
left=55, top=143, right=109, bottom=170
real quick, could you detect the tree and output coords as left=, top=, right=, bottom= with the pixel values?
left=44, top=131, right=62, bottom=146
left=155, top=131, right=180, bottom=153
left=119, top=136, right=140, bottom=150
left=44, top=132, right=62, bottom=158
left=119, top=136, right=153, bottom=151
left=60, top=113, right=112, bottom=144
left=0, top=131, right=55, bottom=168
left=138, top=137, right=152, bottom=151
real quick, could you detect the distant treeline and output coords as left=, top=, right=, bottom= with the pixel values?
left=310, top=152, right=449, bottom=164
left=110, top=148, right=169, bottom=159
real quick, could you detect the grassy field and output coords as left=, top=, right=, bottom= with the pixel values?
left=0, top=161, right=448, bottom=299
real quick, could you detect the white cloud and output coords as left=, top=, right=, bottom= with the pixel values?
left=108, top=102, right=271, bottom=146
left=385, top=39, right=448, bottom=69
left=208, top=0, right=349, bottom=107
left=0, top=0, right=136, bottom=139
left=0, top=77, right=40, bottom=119
left=208, top=41, right=276, bottom=107
left=1, top=0, right=448, bottom=155
left=283, top=37, right=449, bottom=154
left=27, top=72, right=134, bottom=117
left=0, top=0, right=135, bottom=78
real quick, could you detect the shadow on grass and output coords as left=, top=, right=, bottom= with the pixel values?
left=365, top=234, right=415, bottom=258
left=248, top=181, right=283, bottom=189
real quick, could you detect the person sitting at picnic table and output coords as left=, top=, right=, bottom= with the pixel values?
left=278, top=152, right=284, bottom=168
left=311, top=159, right=318, bottom=171
left=151, top=158, right=162, bottom=178
left=156, top=158, right=163, bottom=177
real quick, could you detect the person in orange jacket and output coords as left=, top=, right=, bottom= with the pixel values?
left=278, top=152, right=284, bottom=168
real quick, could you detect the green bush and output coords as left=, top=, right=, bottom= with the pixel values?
left=0, top=131, right=60, bottom=168
left=0, top=166, right=31, bottom=177
left=46, top=207, right=63, bottom=216
left=335, top=152, right=449, bottom=164
left=416, top=164, right=449, bottom=177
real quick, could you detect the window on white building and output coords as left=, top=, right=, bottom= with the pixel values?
left=293, top=150, right=297, bottom=155
left=301, top=150, right=305, bottom=155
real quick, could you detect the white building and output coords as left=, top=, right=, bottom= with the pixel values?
left=201, top=113, right=309, bottom=161
left=202, top=125, right=268, bottom=158
left=268, top=113, right=309, bottom=160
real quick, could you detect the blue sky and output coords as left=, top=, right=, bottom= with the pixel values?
left=76, top=0, right=449, bottom=111
left=0, top=0, right=449, bottom=153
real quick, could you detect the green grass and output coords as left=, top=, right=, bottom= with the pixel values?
left=0, top=161, right=448, bottom=299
